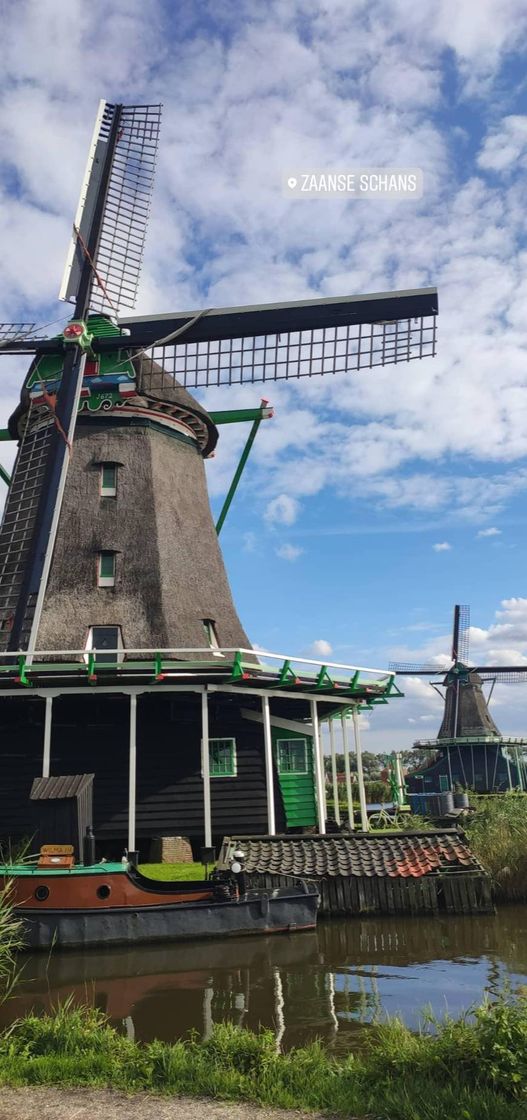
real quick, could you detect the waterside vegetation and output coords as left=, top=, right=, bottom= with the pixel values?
left=0, top=998, right=526, bottom=1119
left=464, top=793, right=527, bottom=902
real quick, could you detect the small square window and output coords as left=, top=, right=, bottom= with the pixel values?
left=209, top=738, right=237, bottom=777
left=98, top=551, right=116, bottom=587
left=276, top=739, right=308, bottom=775
left=85, top=626, right=123, bottom=664
left=100, top=463, right=117, bottom=497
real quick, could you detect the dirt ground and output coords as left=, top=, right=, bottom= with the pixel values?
left=0, top=1087, right=339, bottom=1120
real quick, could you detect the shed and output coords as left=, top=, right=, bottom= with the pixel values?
left=30, top=774, right=94, bottom=861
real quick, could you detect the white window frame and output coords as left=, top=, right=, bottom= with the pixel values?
left=203, top=618, right=224, bottom=658
left=276, top=737, right=308, bottom=775
left=100, top=463, right=117, bottom=497
left=209, top=737, right=237, bottom=778
left=97, top=550, right=116, bottom=587
left=84, top=625, right=123, bottom=664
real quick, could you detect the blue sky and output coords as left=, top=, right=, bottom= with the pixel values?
left=2, top=0, right=527, bottom=749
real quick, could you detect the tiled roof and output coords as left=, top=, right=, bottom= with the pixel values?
left=220, top=832, right=483, bottom=880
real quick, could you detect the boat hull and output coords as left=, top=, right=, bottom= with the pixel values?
left=15, top=886, right=319, bottom=950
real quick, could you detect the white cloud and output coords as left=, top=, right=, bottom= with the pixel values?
left=264, top=494, right=301, bottom=527
left=432, top=541, right=452, bottom=551
left=275, top=542, right=303, bottom=561
left=477, top=526, right=501, bottom=537
left=310, top=639, right=333, bottom=656
left=478, top=115, right=527, bottom=173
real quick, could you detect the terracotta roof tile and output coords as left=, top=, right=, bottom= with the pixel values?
left=221, top=832, right=484, bottom=880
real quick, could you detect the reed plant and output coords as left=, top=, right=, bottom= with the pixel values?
left=0, top=883, right=25, bottom=1002
left=464, top=793, right=527, bottom=901
left=0, top=995, right=526, bottom=1118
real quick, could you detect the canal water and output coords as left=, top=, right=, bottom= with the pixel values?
left=1, top=907, right=526, bottom=1056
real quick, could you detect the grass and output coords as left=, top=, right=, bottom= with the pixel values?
left=464, top=793, right=527, bottom=901
left=139, top=862, right=208, bottom=881
left=0, top=996, right=526, bottom=1118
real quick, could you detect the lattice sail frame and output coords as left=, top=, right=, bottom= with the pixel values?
left=136, top=314, right=437, bottom=390
left=59, top=101, right=161, bottom=316
left=0, top=324, right=37, bottom=344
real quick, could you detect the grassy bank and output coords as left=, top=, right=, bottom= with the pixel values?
left=0, top=998, right=526, bottom=1119
left=139, top=862, right=207, bottom=881
left=464, top=794, right=527, bottom=902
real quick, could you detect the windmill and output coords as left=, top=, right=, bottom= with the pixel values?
left=0, top=100, right=438, bottom=851
left=390, top=605, right=527, bottom=793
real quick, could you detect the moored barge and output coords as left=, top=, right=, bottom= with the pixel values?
left=1, top=852, right=318, bottom=951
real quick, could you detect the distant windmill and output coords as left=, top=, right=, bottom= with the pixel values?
left=390, top=605, right=527, bottom=792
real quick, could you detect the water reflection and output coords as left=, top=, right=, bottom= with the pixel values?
left=2, top=907, right=526, bottom=1056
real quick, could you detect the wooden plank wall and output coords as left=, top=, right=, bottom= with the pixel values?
left=0, top=694, right=286, bottom=851
left=247, top=871, right=494, bottom=916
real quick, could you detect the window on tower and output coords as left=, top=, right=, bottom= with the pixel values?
left=85, top=625, right=123, bottom=664
left=202, top=618, right=224, bottom=657
left=100, top=463, right=117, bottom=497
left=98, top=551, right=116, bottom=587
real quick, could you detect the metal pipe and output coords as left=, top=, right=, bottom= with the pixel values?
left=329, top=718, right=340, bottom=825
left=42, top=695, right=53, bottom=777
left=341, top=713, right=355, bottom=830
left=262, top=695, right=276, bottom=835
left=201, top=688, right=212, bottom=848
left=352, top=706, right=369, bottom=832
left=128, top=693, right=137, bottom=853
left=310, top=699, right=325, bottom=834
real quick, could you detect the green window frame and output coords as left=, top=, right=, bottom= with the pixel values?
left=439, top=775, right=450, bottom=792
left=98, top=551, right=116, bottom=587
left=276, top=738, right=308, bottom=775
left=100, top=463, right=117, bottom=497
left=209, top=738, right=237, bottom=778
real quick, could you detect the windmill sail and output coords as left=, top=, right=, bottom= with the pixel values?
left=60, top=101, right=161, bottom=316
left=0, top=102, right=161, bottom=654
left=121, top=287, right=438, bottom=389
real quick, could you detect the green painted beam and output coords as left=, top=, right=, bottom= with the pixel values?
left=0, top=429, right=13, bottom=441
left=215, top=413, right=265, bottom=535
left=0, top=462, right=11, bottom=487
left=209, top=405, right=273, bottom=426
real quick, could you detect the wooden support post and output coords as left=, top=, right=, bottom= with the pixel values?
left=329, top=718, right=340, bottom=825
left=42, top=695, right=53, bottom=778
left=310, top=699, right=326, bottom=834
left=505, top=748, right=512, bottom=791
left=352, top=706, right=369, bottom=832
left=201, top=688, right=212, bottom=849
left=446, top=742, right=453, bottom=790
left=394, top=752, right=405, bottom=805
left=128, top=693, right=137, bottom=853
left=341, top=712, right=355, bottom=830
left=262, top=694, right=276, bottom=835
